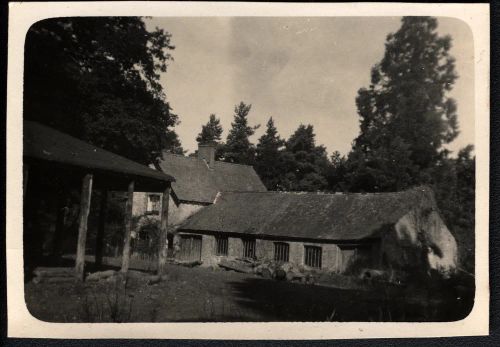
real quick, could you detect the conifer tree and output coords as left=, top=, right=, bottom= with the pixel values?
left=345, top=17, right=459, bottom=192
left=255, top=117, right=286, bottom=190
left=196, top=114, right=223, bottom=144
left=223, top=102, right=259, bottom=164
left=281, top=124, right=330, bottom=191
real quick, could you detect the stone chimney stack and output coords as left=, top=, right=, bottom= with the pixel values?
left=198, top=142, right=216, bottom=168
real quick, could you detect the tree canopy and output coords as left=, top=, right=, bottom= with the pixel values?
left=280, top=124, right=331, bottom=192
left=196, top=114, right=223, bottom=144
left=345, top=16, right=459, bottom=192
left=222, top=102, right=259, bottom=164
left=255, top=118, right=286, bottom=190
left=24, top=17, right=182, bottom=165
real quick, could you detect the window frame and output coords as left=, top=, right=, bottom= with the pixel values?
left=273, top=242, right=290, bottom=263
left=304, top=245, right=322, bottom=269
left=146, top=194, right=161, bottom=215
left=242, top=238, right=256, bottom=259
left=215, top=235, right=229, bottom=256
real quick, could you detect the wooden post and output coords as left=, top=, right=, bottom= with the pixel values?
left=158, top=185, right=171, bottom=275
left=95, top=188, right=108, bottom=269
left=75, top=173, right=93, bottom=280
left=120, top=180, right=135, bottom=273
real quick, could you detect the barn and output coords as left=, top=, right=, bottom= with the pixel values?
left=177, top=187, right=458, bottom=277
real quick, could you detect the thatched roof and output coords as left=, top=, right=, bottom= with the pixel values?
left=180, top=187, right=437, bottom=241
left=24, top=121, right=175, bottom=184
left=157, top=153, right=266, bottom=204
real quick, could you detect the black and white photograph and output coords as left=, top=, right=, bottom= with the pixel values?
left=6, top=1, right=490, bottom=340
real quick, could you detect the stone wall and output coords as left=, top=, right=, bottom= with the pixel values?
left=186, top=234, right=368, bottom=273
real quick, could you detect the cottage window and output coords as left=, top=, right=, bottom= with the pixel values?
left=304, top=246, right=322, bottom=268
left=147, top=194, right=161, bottom=215
left=274, top=242, right=289, bottom=262
left=242, top=238, right=256, bottom=259
left=216, top=236, right=228, bottom=256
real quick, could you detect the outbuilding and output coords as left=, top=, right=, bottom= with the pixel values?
left=178, top=187, right=458, bottom=277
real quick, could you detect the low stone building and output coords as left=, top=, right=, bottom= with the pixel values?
left=178, top=187, right=458, bottom=277
left=132, top=143, right=267, bottom=252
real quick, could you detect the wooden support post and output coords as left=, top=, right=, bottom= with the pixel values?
left=75, top=173, right=93, bottom=280
left=95, top=188, right=108, bottom=269
left=158, top=185, right=171, bottom=275
left=120, top=181, right=135, bottom=273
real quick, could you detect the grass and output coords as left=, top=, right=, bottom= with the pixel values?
left=24, top=262, right=474, bottom=322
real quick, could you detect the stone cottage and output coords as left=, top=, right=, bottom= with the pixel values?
left=178, top=186, right=458, bottom=277
left=132, top=143, right=267, bottom=252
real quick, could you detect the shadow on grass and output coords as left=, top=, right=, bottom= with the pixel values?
left=226, top=277, right=474, bottom=322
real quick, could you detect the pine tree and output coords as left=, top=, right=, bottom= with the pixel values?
left=223, top=102, right=259, bottom=164
left=255, top=118, right=286, bottom=190
left=345, top=17, right=459, bottom=192
left=196, top=114, right=223, bottom=144
left=281, top=124, right=331, bottom=191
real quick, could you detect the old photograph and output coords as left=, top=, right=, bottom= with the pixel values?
left=7, top=1, right=490, bottom=340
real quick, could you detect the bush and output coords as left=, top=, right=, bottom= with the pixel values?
left=133, top=217, right=160, bottom=259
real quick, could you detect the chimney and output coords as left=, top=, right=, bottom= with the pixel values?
left=198, top=142, right=216, bottom=168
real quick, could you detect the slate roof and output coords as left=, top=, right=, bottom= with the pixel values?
left=156, top=152, right=267, bottom=203
left=180, top=186, right=437, bottom=241
left=24, top=121, right=175, bottom=183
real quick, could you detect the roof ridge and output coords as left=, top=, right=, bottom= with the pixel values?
left=219, top=190, right=341, bottom=195
left=162, top=152, right=201, bottom=161
left=162, top=152, right=256, bottom=169
left=213, top=160, right=255, bottom=169
left=218, top=188, right=427, bottom=196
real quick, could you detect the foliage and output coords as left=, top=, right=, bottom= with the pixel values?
left=344, top=17, right=459, bottom=192
left=24, top=17, right=182, bottom=165
left=196, top=114, right=223, bottom=144
left=431, top=146, right=475, bottom=272
left=255, top=118, right=286, bottom=190
left=280, top=124, right=331, bottom=191
left=222, top=102, right=260, bottom=164
left=133, top=217, right=161, bottom=258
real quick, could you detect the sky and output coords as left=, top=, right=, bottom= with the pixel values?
left=146, top=17, right=474, bottom=157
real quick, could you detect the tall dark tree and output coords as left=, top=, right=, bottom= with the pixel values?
left=196, top=114, right=223, bottom=144
left=24, top=17, right=181, bottom=165
left=345, top=17, right=459, bottom=192
left=281, top=124, right=331, bottom=192
left=431, top=145, right=475, bottom=272
left=255, top=118, right=286, bottom=190
left=326, top=150, right=348, bottom=192
left=223, top=102, right=259, bottom=164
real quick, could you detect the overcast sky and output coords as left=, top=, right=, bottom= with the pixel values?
left=146, top=17, right=474, bottom=157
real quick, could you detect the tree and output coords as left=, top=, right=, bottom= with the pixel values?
left=24, top=17, right=181, bottom=165
left=345, top=17, right=459, bottom=192
left=281, top=124, right=331, bottom=191
left=255, top=117, right=286, bottom=190
left=431, top=145, right=475, bottom=272
left=196, top=114, right=223, bottom=144
left=223, top=102, right=259, bottom=164
left=326, top=151, right=348, bottom=192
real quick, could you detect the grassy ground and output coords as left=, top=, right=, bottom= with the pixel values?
left=25, top=260, right=474, bottom=323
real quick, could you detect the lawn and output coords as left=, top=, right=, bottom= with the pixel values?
left=25, top=261, right=473, bottom=323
